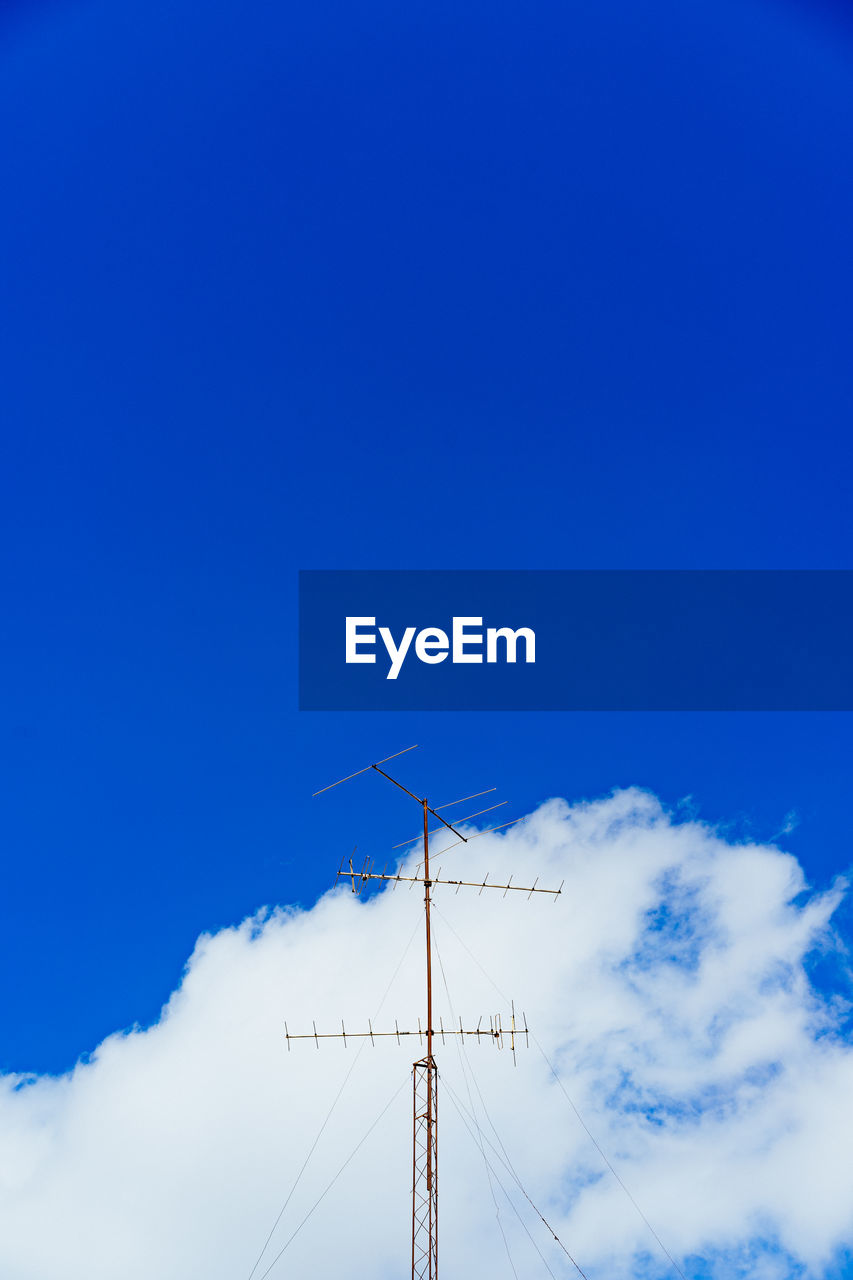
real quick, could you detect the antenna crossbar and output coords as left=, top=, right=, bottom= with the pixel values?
left=285, top=1014, right=530, bottom=1053
left=337, top=867, right=563, bottom=899
left=311, top=745, right=419, bottom=797
left=433, top=788, right=496, bottom=811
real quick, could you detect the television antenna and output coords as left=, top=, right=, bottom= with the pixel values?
left=286, top=745, right=563, bottom=1280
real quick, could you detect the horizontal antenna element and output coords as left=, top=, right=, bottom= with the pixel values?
left=433, top=788, right=497, bottom=811
left=392, top=802, right=507, bottom=850
left=312, top=745, right=419, bottom=797
left=427, top=815, right=525, bottom=858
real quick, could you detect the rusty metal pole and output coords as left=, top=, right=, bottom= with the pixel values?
left=424, top=797, right=433, bottom=1067
left=412, top=796, right=438, bottom=1280
left=423, top=798, right=435, bottom=1276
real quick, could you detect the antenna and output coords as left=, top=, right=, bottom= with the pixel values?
left=291, top=748, right=561, bottom=1280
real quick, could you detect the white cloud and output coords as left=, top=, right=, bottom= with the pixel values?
left=1, top=789, right=851, bottom=1279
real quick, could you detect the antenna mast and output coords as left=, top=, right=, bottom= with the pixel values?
left=416, top=792, right=437, bottom=1280
left=294, top=746, right=561, bottom=1280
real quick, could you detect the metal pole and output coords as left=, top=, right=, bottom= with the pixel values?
left=424, top=799, right=435, bottom=1277
left=424, top=798, right=433, bottom=1065
left=412, top=797, right=438, bottom=1280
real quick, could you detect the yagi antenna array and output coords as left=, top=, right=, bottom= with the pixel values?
left=289, top=746, right=562, bottom=1280
left=336, top=852, right=563, bottom=901
left=286, top=1007, right=529, bottom=1053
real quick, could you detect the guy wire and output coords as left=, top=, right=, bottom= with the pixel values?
left=432, top=904, right=689, bottom=1280
left=245, top=914, right=421, bottom=1279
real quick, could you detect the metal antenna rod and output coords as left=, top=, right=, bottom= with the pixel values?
left=415, top=794, right=438, bottom=1280
left=424, top=797, right=433, bottom=1064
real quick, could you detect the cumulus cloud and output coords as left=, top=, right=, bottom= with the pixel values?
left=1, top=789, right=851, bottom=1279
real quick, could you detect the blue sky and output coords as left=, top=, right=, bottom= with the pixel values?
left=2, top=0, right=852, bottom=1106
